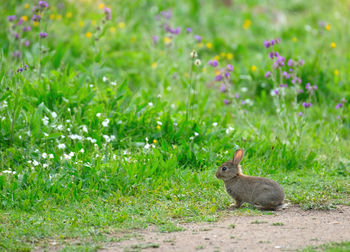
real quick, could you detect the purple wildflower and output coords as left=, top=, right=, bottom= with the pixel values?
left=224, top=72, right=230, bottom=78
left=23, top=26, right=32, bottom=32
left=270, top=39, right=275, bottom=46
left=241, top=100, right=246, bottom=105
left=302, top=102, right=312, bottom=108
left=24, top=40, right=30, bottom=47
left=104, top=7, right=112, bottom=20
left=336, top=103, right=343, bottom=109
left=186, top=27, right=192, bottom=33
left=274, top=89, right=279, bottom=95
left=264, top=71, right=271, bottom=78
left=174, top=27, right=181, bottom=35
left=8, top=15, right=16, bottom=22
left=305, top=83, right=311, bottom=90
left=289, top=68, right=293, bottom=72
left=32, top=15, right=41, bottom=22
left=152, top=35, right=159, bottom=45
left=313, top=84, right=318, bottom=90
left=194, top=35, right=202, bottom=42
left=12, top=51, right=21, bottom=58
left=298, top=89, right=304, bottom=94
left=209, top=59, right=218, bottom=67
left=227, top=64, right=234, bottom=72
left=18, top=18, right=24, bottom=25
left=283, top=71, right=290, bottom=79
left=220, top=83, right=227, bottom=93
left=276, top=38, right=281, bottom=44
left=288, top=59, right=293, bottom=67
left=38, top=1, right=49, bottom=8
left=223, top=99, right=230, bottom=105
left=215, top=75, right=223, bottom=81
left=264, top=40, right=270, bottom=48
left=269, top=52, right=274, bottom=59
left=14, top=33, right=20, bottom=40
left=299, top=59, right=305, bottom=66
left=235, top=93, right=239, bottom=99
left=160, top=10, right=172, bottom=19
left=298, top=112, right=303, bottom=116
left=40, top=32, right=48, bottom=38
left=275, top=52, right=279, bottom=57
left=280, top=84, right=288, bottom=88
left=17, top=68, right=24, bottom=73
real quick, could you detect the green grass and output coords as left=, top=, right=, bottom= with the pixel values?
left=0, top=0, right=350, bottom=250
left=303, top=241, right=350, bottom=252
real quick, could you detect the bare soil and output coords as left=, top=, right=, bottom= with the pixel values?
left=101, top=205, right=350, bottom=252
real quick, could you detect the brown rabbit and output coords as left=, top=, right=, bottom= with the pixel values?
left=216, top=149, right=285, bottom=210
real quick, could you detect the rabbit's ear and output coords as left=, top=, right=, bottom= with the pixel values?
left=233, top=149, right=244, bottom=166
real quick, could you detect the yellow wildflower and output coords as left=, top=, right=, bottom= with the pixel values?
left=292, top=37, right=297, bottom=43
left=118, top=22, right=125, bottom=29
left=226, top=53, right=234, bottom=60
left=215, top=70, right=221, bottom=76
left=66, top=12, right=72, bottom=18
left=330, top=42, right=336, bottom=48
left=98, top=3, right=105, bottom=9
left=24, top=3, right=29, bottom=9
left=325, top=24, right=331, bottom=31
left=130, top=37, right=137, bottom=43
left=334, top=69, right=339, bottom=76
left=33, top=21, right=39, bottom=27
left=185, top=73, right=189, bottom=78
left=21, top=16, right=28, bottom=22
left=153, top=139, right=157, bottom=144
left=79, top=21, right=85, bottom=27
left=202, top=67, right=207, bottom=73
left=156, top=125, right=161, bottom=130
left=206, top=42, right=213, bottom=49
left=251, top=65, right=257, bottom=72
left=91, top=20, right=97, bottom=26
left=56, top=14, right=62, bottom=21
left=220, top=52, right=226, bottom=57
left=152, top=62, right=157, bottom=69
left=110, top=26, right=116, bottom=33
left=164, top=37, right=171, bottom=45
left=214, top=55, right=220, bottom=61
left=243, top=19, right=251, bottom=30
left=172, top=145, right=177, bottom=149
left=49, top=14, right=55, bottom=20
left=85, top=32, right=92, bottom=38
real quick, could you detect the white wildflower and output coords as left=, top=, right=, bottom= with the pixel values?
left=43, top=164, right=48, bottom=168
left=32, top=160, right=39, bottom=166
left=43, top=132, right=49, bottom=136
left=144, top=143, right=151, bottom=149
left=157, top=121, right=162, bottom=125
left=102, top=76, right=108, bottom=82
left=241, top=87, right=248, bottom=92
left=42, top=116, right=49, bottom=125
left=58, top=143, right=66, bottom=149
left=194, top=59, right=201, bottom=66
left=80, top=148, right=85, bottom=153
left=212, top=122, right=218, bottom=127
left=194, top=132, right=199, bottom=137
left=49, top=154, right=54, bottom=159
left=103, top=135, right=111, bottom=142
left=190, top=50, right=198, bottom=58
left=148, top=102, right=154, bottom=107
left=82, top=125, right=88, bottom=133
left=42, top=153, right=47, bottom=159
left=96, top=113, right=101, bottom=118
left=56, top=124, right=63, bottom=131
left=111, top=81, right=117, bottom=86
left=51, top=112, right=57, bottom=118
left=102, top=118, right=109, bottom=127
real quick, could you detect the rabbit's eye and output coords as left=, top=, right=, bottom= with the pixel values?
left=222, top=166, right=227, bottom=171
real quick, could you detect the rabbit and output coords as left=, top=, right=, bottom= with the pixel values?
left=216, top=149, right=285, bottom=210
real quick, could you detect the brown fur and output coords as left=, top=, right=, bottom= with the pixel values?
left=216, top=149, right=285, bottom=210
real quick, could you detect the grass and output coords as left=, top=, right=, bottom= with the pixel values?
left=0, top=0, right=350, bottom=250
left=303, top=241, right=350, bottom=252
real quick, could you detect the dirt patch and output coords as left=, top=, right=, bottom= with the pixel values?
left=101, top=205, right=350, bottom=252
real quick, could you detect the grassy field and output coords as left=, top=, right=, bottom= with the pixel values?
left=0, top=0, right=350, bottom=250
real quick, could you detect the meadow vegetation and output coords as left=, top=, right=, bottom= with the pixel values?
left=0, top=0, right=349, bottom=250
